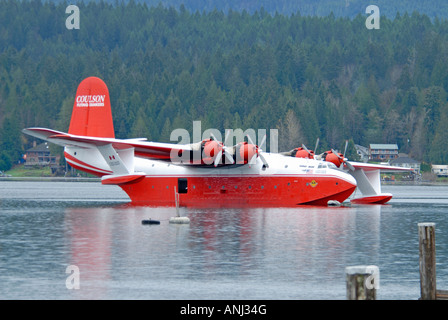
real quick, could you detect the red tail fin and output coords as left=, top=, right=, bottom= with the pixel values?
left=68, top=77, right=115, bottom=138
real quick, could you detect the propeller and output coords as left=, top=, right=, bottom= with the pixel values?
left=213, top=149, right=223, bottom=167
left=330, top=149, right=344, bottom=165
left=222, top=130, right=236, bottom=165
left=203, top=138, right=223, bottom=166
left=345, top=160, right=355, bottom=171
left=330, top=142, right=355, bottom=171
left=282, top=142, right=316, bottom=159
left=341, top=140, right=355, bottom=171
left=202, top=132, right=271, bottom=167
left=202, top=132, right=235, bottom=167
left=257, top=134, right=269, bottom=168
left=301, top=144, right=315, bottom=159
left=244, top=134, right=269, bottom=168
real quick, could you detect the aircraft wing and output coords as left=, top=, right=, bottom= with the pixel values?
left=22, top=127, right=191, bottom=161
left=348, top=161, right=413, bottom=172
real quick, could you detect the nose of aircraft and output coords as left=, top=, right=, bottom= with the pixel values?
left=336, top=171, right=357, bottom=202
left=299, top=169, right=357, bottom=206
left=343, top=171, right=357, bottom=189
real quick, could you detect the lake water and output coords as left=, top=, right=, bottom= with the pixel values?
left=0, top=180, right=447, bottom=300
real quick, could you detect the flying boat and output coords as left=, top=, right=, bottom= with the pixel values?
left=23, top=77, right=411, bottom=207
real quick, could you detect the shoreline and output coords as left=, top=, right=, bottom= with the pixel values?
left=0, top=176, right=101, bottom=182
left=382, top=180, right=448, bottom=186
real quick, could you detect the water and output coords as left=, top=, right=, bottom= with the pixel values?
left=0, top=180, right=447, bottom=300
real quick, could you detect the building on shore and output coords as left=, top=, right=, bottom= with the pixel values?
left=369, top=144, right=399, bottom=162
left=24, top=142, right=61, bottom=173
left=390, top=154, right=421, bottom=174
left=431, top=164, right=448, bottom=177
left=354, top=144, right=369, bottom=162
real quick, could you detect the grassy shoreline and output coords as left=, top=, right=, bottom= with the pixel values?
left=0, top=176, right=100, bottom=182
left=1, top=164, right=99, bottom=181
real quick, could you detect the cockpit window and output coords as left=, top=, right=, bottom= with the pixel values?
left=327, top=162, right=338, bottom=169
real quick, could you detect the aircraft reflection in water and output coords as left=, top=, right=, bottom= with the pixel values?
left=62, top=204, right=382, bottom=299
left=23, top=77, right=411, bottom=207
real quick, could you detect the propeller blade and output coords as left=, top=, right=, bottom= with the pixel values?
left=259, top=153, right=269, bottom=168
left=214, top=150, right=223, bottom=167
left=246, top=134, right=255, bottom=146
left=331, top=149, right=343, bottom=159
left=258, top=134, right=266, bottom=151
left=224, top=129, right=232, bottom=146
left=302, top=144, right=312, bottom=155
left=223, top=149, right=235, bottom=164
left=343, top=140, right=348, bottom=158
left=314, top=138, right=320, bottom=154
left=345, top=161, right=355, bottom=171
left=210, top=132, right=217, bottom=141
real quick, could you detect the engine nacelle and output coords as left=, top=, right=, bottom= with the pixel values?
left=324, top=151, right=344, bottom=167
left=203, top=139, right=222, bottom=159
left=237, top=142, right=258, bottom=164
left=294, top=147, right=314, bottom=159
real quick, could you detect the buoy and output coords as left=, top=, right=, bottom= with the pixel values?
left=142, top=219, right=160, bottom=225
left=169, top=187, right=189, bottom=224
left=327, top=200, right=341, bottom=207
left=169, top=216, right=190, bottom=224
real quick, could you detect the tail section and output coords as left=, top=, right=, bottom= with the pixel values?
left=68, top=77, right=114, bottom=138
left=24, top=77, right=138, bottom=177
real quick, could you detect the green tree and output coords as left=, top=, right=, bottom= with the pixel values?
left=429, top=106, right=448, bottom=163
left=0, top=116, right=22, bottom=171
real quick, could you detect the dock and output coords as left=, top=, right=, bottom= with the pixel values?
left=346, top=222, right=446, bottom=300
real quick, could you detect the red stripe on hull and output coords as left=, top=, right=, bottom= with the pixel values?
left=64, top=151, right=112, bottom=176
left=66, top=160, right=106, bottom=177
left=118, top=175, right=356, bottom=207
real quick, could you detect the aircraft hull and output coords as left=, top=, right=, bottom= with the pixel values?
left=116, top=174, right=356, bottom=207
left=65, top=150, right=357, bottom=207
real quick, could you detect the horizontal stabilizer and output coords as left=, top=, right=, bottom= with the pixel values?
left=22, top=128, right=66, bottom=143
left=23, top=127, right=192, bottom=160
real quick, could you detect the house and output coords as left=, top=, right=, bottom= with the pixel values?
left=369, top=144, right=399, bottom=162
left=24, top=142, right=60, bottom=168
left=431, top=165, right=448, bottom=177
left=354, top=144, right=369, bottom=162
left=390, top=154, right=421, bottom=174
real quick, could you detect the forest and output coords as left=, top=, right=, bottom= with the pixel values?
left=48, top=0, right=448, bottom=20
left=1, top=0, right=448, bottom=171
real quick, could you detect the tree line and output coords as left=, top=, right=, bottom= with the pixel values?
left=1, top=0, right=448, bottom=170
left=50, top=0, right=448, bottom=20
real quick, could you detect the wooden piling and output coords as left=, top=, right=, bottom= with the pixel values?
left=345, top=265, right=379, bottom=300
left=418, top=222, right=437, bottom=300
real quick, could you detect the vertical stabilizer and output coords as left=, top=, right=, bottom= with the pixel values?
left=68, top=77, right=114, bottom=138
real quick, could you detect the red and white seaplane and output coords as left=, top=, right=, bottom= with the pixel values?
left=23, top=77, right=411, bottom=207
